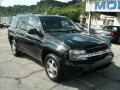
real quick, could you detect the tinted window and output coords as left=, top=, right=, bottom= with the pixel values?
left=72, top=19, right=80, bottom=23
left=103, top=26, right=118, bottom=31
left=17, top=16, right=28, bottom=30
left=26, top=16, right=40, bottom=31
left=39, top=16, right=79, bottom=33
left=10, top=17, right=19, bottom=28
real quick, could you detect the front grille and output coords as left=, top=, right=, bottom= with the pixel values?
left=88, top=53, right=108, bottom=61
left=80, top=53, right=109, bottom=64
left=87, top=44, right=108, bottom=53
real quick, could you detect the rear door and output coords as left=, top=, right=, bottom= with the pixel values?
left=8, top=16, right=19, bottom=42
left=15, top=16, right=29, bottom=52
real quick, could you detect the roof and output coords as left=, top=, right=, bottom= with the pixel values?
left=16, top=14, right=65, bottom=18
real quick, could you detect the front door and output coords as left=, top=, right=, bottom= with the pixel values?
left=24, top=16, right=44, bottom=61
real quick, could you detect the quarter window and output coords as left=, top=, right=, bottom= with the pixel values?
left=10, top=17, right=19, bottom=28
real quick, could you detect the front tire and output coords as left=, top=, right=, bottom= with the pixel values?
left=44, top=54, right=63, bottom=82
left=11, top=40, right=21, bottom=56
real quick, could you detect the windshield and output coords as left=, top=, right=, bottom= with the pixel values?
left=91, top=25, right=103, bottom=30
left=39, top=16, right=80, bottom=33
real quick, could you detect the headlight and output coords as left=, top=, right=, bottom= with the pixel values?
left=69, top=50, right=87, bottom=61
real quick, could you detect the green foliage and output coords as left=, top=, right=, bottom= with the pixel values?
left=0, top=0, right=86, bottom=19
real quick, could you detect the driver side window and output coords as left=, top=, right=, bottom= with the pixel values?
left=26, top=16, right=40, bottom=31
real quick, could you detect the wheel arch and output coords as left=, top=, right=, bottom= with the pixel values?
left=42, top=48, right=55, bottom=64
left=9, top=36, right=14, bottom=45
left=41, top=48, right=62, bottom=64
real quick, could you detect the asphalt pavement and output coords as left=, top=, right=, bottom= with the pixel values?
left=0, top=28, right=120, bottom=90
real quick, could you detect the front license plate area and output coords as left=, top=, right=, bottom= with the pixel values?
left=91, top=55, right=112, bottom=69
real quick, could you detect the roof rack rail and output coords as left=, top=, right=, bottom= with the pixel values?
left=16, top=13, right=35, bottom=16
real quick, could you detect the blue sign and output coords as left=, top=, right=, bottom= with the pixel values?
left=95, top=1, right=120, bottom=10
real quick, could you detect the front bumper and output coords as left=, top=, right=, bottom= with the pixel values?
left=62, top=52, right=114, bottom=76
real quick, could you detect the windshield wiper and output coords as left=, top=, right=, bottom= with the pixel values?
left=46, top=29, right=68, bottom=33
left=66, top=29, right=81, bottom=33
left=46, top=29, right=81, bottom=33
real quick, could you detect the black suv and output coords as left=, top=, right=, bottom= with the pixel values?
left=8, top=14, right=114, bottom=82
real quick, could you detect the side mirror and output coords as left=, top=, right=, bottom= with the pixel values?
left=28, top=28, right=44, bottom=37
left=28, top=28, right=39, bottom=35
left=39, top=31, right=44, bottom=37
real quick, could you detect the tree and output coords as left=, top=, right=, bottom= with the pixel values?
left=0, top=0, right=87, bottom=19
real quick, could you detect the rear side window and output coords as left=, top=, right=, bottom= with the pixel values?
left=10, top=17, right=19, bottom=28
left=17, top=16, right=28, bottom=30
left=103, top=26, right=118, bottom=31
left=112, top=27, right=117, bottom=31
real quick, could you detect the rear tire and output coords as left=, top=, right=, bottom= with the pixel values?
left=44, top=54, right=63, bottom=82
left=11, top=40, right=21, bottom=56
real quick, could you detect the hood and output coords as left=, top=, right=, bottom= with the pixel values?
left=49, top=33, right=107, bottom=49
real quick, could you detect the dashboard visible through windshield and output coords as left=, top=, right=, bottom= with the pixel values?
left=39, top=16, right=80, bottom=33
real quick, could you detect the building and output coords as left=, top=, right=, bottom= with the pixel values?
left=85, top=0, right=120, bottom=31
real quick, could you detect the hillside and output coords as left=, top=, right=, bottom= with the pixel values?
left=0, top=0, right=85, bottom=19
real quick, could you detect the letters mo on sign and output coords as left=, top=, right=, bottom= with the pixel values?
left=86, top=0, right=120, bottom=12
